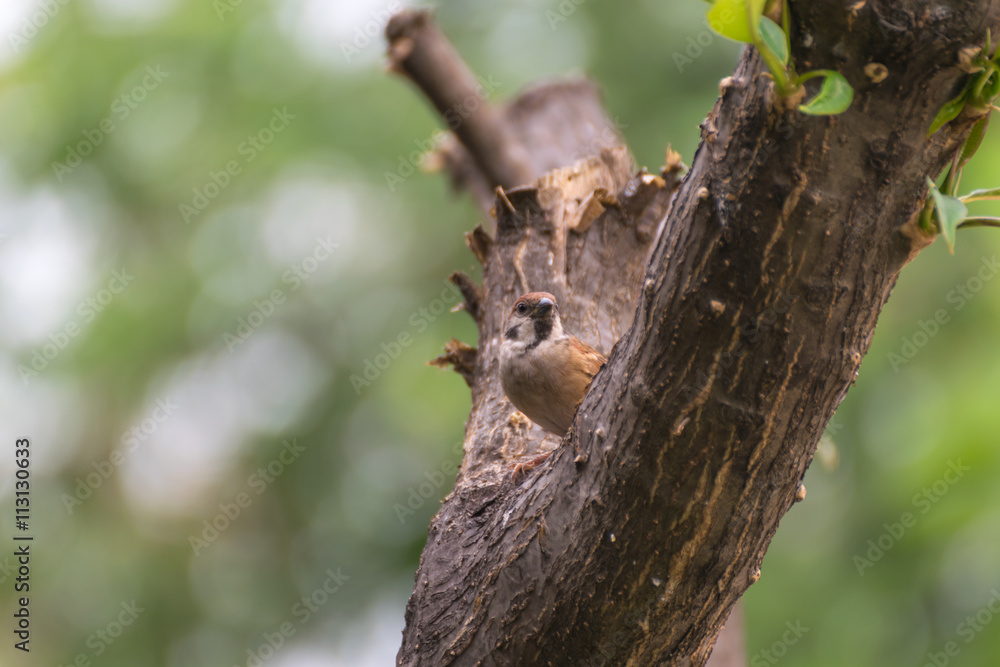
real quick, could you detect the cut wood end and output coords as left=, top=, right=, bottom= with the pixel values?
left=385, top=9, right=430, bottom=73
left=385, top=8, right=431, bottom=44
left=595, top=188, right=620, bottom=207
left=536, top=148, right=633, bottom=207
left=795, top=483, right=807, bottom=502
left=428, top=338, right=477, bottom=387
left=624, top=169, right=666, bottom=202
left=449, top=271, right=483, bottom=322
left=864, top=62, right=889, bottom=84
left=567, top=190, right=607, bottom=234
left=663, top=146, right=685, bottom=178
left=386, top=37, right=415, bottom=74
left=465, top=225, right=492, bottom=264
left=640, top=173, right=667, bottom=188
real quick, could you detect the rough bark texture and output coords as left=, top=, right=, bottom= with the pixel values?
left=389, top=2, right=1000, bottom=665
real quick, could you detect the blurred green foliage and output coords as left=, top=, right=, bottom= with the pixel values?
left=0, top=1, right=997, bottom=666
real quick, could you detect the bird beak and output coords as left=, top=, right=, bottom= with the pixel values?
left=534, top=297, right=554, bottom=316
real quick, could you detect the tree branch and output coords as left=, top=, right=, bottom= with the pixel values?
left=392, top=1, right=1000, bottom=665
left=387, top=9, right=628, bottom=202
left=387, top=9, right=534, bottom=188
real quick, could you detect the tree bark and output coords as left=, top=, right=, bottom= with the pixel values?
left=388, top=2, right=1000, bottom=665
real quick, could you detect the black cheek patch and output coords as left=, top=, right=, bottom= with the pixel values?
left=532, top=317, right=552, bottom=343
left=505, top=325, right=520, bottom=340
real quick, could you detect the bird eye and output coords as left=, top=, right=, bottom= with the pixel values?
left=516, top=302, right=528, bottom=314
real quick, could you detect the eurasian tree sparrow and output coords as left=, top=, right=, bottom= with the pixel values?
left=499, top=292, right=606, bottom=437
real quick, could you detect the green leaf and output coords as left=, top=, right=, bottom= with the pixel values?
left=758, top=16, right=789, bottom=66
left=798, top=71, right=854, bottom=116
left=928, top=90, right=969, bottom=135
left=959, top=114, right=990, bottom=167
left=928, top=177, right=970, bottom=253
left=960, top=186, right=1000, bottom=203
left=983, top=67, right=1000, bottom=101
left=706, top=0, right=767, bottom=43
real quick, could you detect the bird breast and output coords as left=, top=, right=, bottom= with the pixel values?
left=500, top=336, right=594, bottom=436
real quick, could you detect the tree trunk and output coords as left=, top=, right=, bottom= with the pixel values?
left=388, top=2, right=1000, bottom=665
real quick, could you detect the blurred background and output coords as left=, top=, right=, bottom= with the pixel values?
left=0, top=1, right=998, bottom=665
